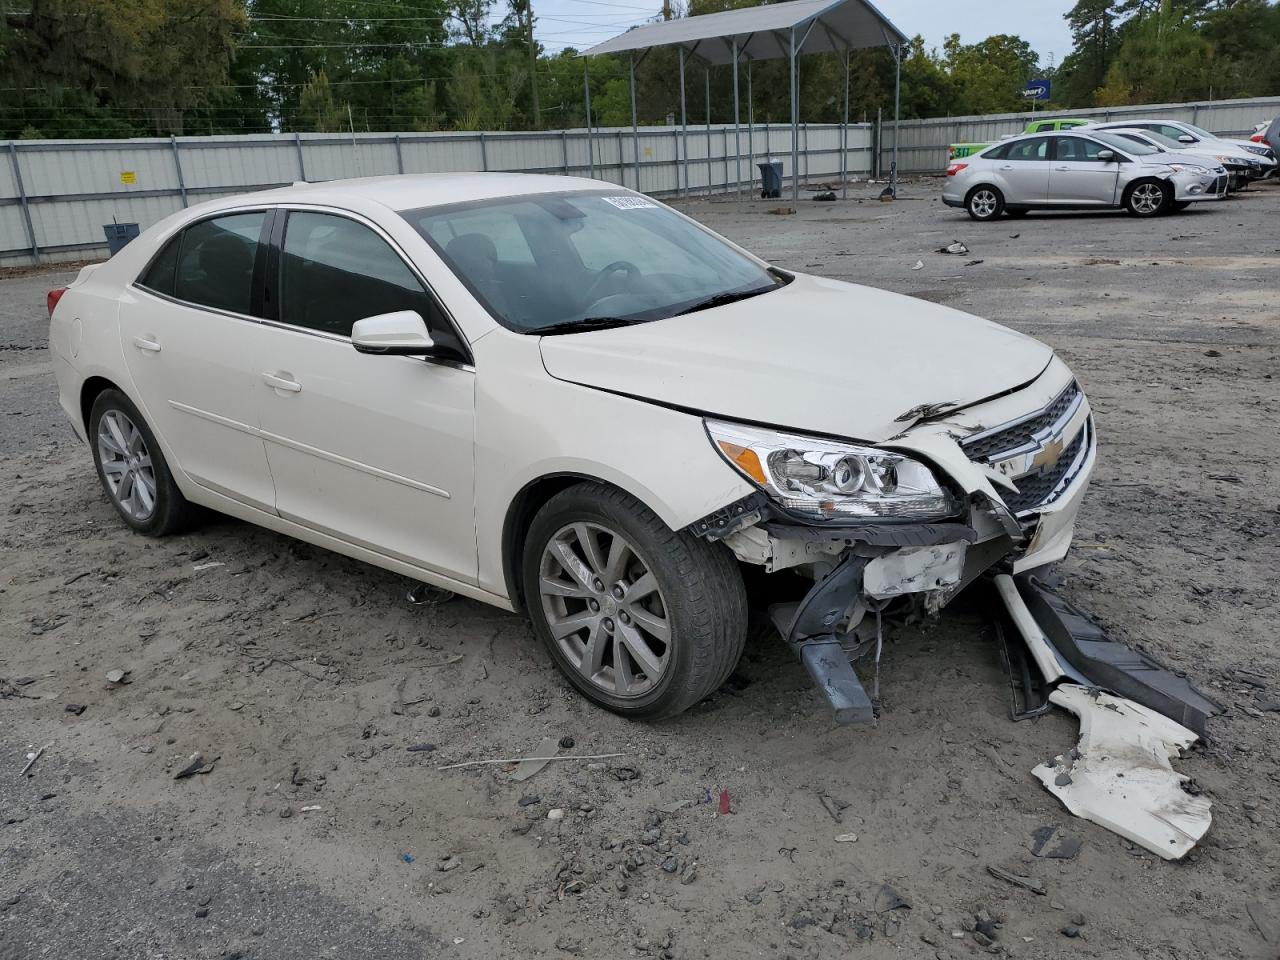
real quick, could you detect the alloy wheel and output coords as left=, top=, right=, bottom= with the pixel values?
left=970, top=189, right=998, bottom=218
left=1131, top=182, right=1165, bottom=214
left=538, top=522, right=671, bottom=699
left=97, top=409, right=158, bottom=522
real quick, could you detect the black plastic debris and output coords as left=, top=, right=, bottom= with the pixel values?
left=1029, top=825, right=1082, bottom=860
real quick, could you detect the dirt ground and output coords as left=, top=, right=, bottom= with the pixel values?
left=3, top=179, right=1279, bottom=960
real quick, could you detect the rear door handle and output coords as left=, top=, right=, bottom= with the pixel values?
left=1055, top=166, right=1070, bottom=171
left=262, top=372, right=302, bottom=394
left=132, top=336, right=161, bottom=353
left=999, top=165, right=1014, bottom=170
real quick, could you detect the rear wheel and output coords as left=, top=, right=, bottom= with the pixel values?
left=89, top=389, right=198, bottom=536
left=1124, top=179, right=1170, bottom=217
left=522, top=482, right=747, bottom=720
left=965, top=186, right=1004, bottom=221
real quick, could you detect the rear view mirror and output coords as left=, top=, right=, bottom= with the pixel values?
left=1096, top=149, right=1116, bottom=161
left=1178, top=134, right=1196, bottom=143
left=351, top=310, right=435, bottom=356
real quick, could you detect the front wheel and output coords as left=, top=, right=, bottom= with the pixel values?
left=522, top=482, right=747, bottom=720
left=965, top=186, right=1004, bottom=221
left=1125, top=179, right=1170, bottom=217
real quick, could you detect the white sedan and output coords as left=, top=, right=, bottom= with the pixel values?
left=48, top=174, right=1096, bottom=721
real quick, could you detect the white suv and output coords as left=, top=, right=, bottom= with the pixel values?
left=47, top=174, right=1096, bottom=721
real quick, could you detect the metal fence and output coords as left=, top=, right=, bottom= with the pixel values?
left=1, top=123, right=874, bottom=266
left=879, top=94, right=1280, bottom=175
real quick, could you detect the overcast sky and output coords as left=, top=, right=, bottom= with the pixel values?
left=533, top=0, right=1076, bottom=68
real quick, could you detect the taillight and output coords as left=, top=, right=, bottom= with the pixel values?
left=946, top=163, right=968, bottom=177
left=1251, top=133, right=1265, bottom=143
left=47, top=287, right=67, bottom=318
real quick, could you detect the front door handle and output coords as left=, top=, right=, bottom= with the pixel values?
left=1055, top=166, right=1070, bottom=171
left=132, top=336, right=161, bottom=353
left=262, top=372, right=302, bottom=394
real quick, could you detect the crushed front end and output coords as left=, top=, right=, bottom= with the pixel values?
left=689, top=355, right=1097, bottom=724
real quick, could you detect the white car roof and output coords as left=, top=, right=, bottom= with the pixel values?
left=246, top=172, right=614, bottom=213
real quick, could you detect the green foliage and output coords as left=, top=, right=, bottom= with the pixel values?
left=0, top=0, right=1276, bottom=138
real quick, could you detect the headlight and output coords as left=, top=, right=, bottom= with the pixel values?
left=706, top=419, right=958, bottom=522
left=1243, top=143, right=1268, bottom=156
left=1168, top=163, right=1209, bottom=176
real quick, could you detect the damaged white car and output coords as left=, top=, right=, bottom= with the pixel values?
left=48, top=175, right=1215, bottom=753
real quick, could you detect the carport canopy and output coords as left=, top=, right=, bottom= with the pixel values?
left=581, top=0, right=909, bottom=201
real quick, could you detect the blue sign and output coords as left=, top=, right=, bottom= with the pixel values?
left=1023, top=79, right=1051, bottom=102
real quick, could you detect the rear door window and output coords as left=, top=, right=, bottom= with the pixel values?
left=138, top=234, right=181, bottom=296
left=173, top=212, right=268, bottom=316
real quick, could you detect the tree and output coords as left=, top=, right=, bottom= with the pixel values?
left=944, top=33, right=1039, bottom=114
left=297, top=71, right=345, bottom=132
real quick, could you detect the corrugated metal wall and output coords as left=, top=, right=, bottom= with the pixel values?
left=877, top=95, right=1280, bottom=176
left=1, top=124, right=873, bottom=266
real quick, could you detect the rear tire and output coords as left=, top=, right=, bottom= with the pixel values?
left=965, top=185, right=1004, bottom=221
left=522, top=482, right=747, bottom=720
left=89, top=389, right=198, bottom=536
left=1124, top=179, right=1170, bottom=217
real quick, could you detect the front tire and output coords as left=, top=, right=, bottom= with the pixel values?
left=965, top=185, right=1004, bottom=221
left=522, top=482, right=747, bottom=720
left=1124, top=179, right=1170, bottom=217
left=89, top=389, right=198, bottom=536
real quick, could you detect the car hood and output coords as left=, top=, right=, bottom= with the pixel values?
left=538, top=273, right=1053, bottom=443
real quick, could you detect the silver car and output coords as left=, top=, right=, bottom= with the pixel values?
left=1100, top=127, right=1254, bottom=190
left=943, top=130, right=1228, bottom=221
left=1086, top=119, right=1277, bottom=181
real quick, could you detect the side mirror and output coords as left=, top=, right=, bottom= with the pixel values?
left=1096, top=149, right=1116, bottom=161
left=351, top=310, right=436, bottom=356
left=1178, top=134, right=1196, bottom=143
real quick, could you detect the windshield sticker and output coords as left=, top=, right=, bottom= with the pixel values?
left=602, top=195, right=657, bottom=210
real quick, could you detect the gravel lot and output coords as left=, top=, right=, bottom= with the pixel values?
left=3, top=179, right=1279, bottom=960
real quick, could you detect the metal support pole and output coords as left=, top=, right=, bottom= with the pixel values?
left=704, top=67, right=712, bottom=197
left=8, top=142, right=38, bottom=258
left=678, top=47, right=688, bottom=197
left=732, top=40, right=741, bottom=199
left=747, top=59, right=754, bottom=194
left=790, top=27, right=799, bottom=202
left=842, top=49, right=850, bottom=199
left=584, top=61, right=595, bottom=178
left=618, top=129, right=625, bottom=182
left=294, top=132, right=307, bottom=181
left=170, top=135, right=188, bottom=207
left=394, top=134, right=404, bottom=174
left=892, top=43, right=901, bottom=198
left=630, top=55, right=641, bottom=192
left=479, top=131, right=489, bottom=171
left=562, top=130, right=570, bottom=174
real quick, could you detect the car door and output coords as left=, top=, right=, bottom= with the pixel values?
left=994, top=136, right=1052, bottom=203
left=1049, top=136, right=1122, bottom=205
left=119, top=210, right=278, bottom=512
left=253, top=207, right=478, bottom=582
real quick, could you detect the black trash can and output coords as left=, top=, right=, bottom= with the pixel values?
left=103, top=222, right=140, bottom=256
left=757, top=160, right=783, bottom=199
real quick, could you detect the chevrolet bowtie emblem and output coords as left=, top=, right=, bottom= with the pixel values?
left=1030, top=436, right=1065, bottom=472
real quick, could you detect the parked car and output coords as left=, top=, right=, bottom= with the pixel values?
left=1254, top=117, right=1280, bottom=153
left=47, top=174, right=1097, bottom=721
left=1084, top=119, right=1277, bottom=180
left=1101, top=127, right=1255, bottom=190
left=944, top=130, right=1227, bottom=220
left=948, top=117, right=1091, bottom=161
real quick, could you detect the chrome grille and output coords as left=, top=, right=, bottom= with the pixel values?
left=961, top=381, right=1081, bottom=463
left=1000, top=419, right=1090, bottom=515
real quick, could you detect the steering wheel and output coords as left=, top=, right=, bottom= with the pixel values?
left=582, top=260, right=641, bottom=308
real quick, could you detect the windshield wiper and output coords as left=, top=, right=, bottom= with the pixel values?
left=529, top=316, right=655, bottom=336
left=671, top=285, right=777, bottom=317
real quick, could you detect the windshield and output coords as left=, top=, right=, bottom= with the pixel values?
left=1181, top=122, right=1216, bottom=139
left=403, top=191, right=784, bottom=333
left=1125, top=129, right=1184, bottom=151
left=1093, top=131, right=1159, bottom=156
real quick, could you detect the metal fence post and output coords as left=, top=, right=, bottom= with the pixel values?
left=562, top=130, right=569, bottom=174
left=618, top=128, right=625, bottom=183
left=170, top=135, right=189, bottom=207
left=7, top=142, right=38, bottom=259
left=479, top=132, right=489, bottom=171
left=394, top=134, right=404, bottom=174
left=294, top=132, right=307, bottom=181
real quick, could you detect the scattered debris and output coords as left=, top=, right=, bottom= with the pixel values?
left=1034, top=684, right=1210, bottom=860
left=963, top=259, right=984, bottom=267
left=812, top=191, right=837, bottom=202
left=938, top=240, right=969, bottom=255
left=718, top=789, right=732, bottom=816
left=192, top=561, right=225, bottom=572
left=511, top=736, right=560, bottom=782
left=766, top=207, right=795, bottom=215
left=878, top=186, right=894, bottom=201
left=1029, top=825, right=1082, bottom=860
left=20, top=746, right=44, bottom=776
left=1008, top=232, right=1020, bottom=239
left=558, top=736, right=575, bottom=749
left=401, top=853, right=415, bottom=863
left=406, top=743, right=437, bottom=753
left=818, top=792, right=849, bottom=823
left=1082, top=257, right=1121, bottom=266
left=64, top=704, right=86, bottom=716
left=834, top=832, right=859, bottom=843
left=436, top=751, right=624, bottom=772
left=875, top=884, right=911, bottom=912
left=1208, top=474, right=1243, bottom=484
left=986, top=865, right=1046, bottom=896
left=1204, top=349, right=1222, bottom=358
left=174, top=752, right=216, bottom=780
left=300, top=805, right=322, bottom=813
left=547, top=808, right=565, bottom=821
left=911, top=259, right=924, bottom=270
left=104, top=669, right=130, bottom=684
